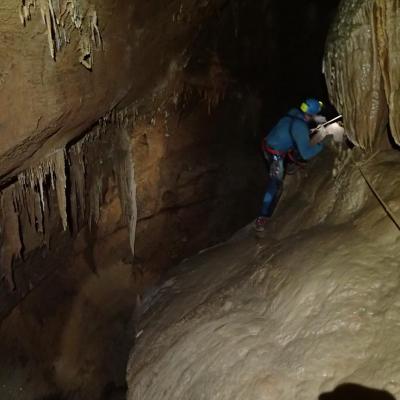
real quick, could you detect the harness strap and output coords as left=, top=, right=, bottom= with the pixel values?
left=262, top=141, right=287, bottom=156
left=261, top=114, right=308, bottom=167
left=287, top=150, right=306, bottom=167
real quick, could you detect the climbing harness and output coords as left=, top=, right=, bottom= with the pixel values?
left=261, top=114, right=307, bottom=168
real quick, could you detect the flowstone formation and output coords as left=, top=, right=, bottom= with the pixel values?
left=127, top=149, right=400, bottom=400
left=324, top=0, right=400, bottom=150
left=0, top=0, right=233, bottom=183
left=19, top=0, right=102, bottom=68
left=0, top=112, right=137, bottom=292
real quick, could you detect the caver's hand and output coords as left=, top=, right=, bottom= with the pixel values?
left=325, top=122, right=345, bottom=142
left=310, top=126, right=328, bottom=145
left=317, top=125, right=328, bottom=137
left=313, top=115, right=327, bottom=124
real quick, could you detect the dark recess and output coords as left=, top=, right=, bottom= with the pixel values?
left=320, top=383, right=396, bottom=400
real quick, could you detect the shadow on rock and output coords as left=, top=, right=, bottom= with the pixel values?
left=320, top=383, right=396, bottom=400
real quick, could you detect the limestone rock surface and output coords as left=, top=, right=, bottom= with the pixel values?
left=324, top=0, right=400, bottom=149
left=0, top=0, right=267, bottom=316
left=127, top=148, right=400, bottom=400
left=0, top=0, right=221, bottom=182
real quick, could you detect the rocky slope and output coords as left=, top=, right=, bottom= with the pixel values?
left=127, top=145, right=400, bottom=400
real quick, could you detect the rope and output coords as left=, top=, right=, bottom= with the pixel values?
left=357, top=166, right=400, bottom=231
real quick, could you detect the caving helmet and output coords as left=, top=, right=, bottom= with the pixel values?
left=300, top=98, right=324, bottom=116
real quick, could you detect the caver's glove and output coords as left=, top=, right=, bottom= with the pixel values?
left=320, top=126, right=334, bottom=145
left=310, top=125, right=328, bottom=145
left=325, top=122, right=345, bottom=142
left=317, top=125, right=328, bottom=137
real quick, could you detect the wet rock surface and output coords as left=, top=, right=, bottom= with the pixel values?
left=127, top=148, right=400, bottom=400
left=0, top=1, right=351, bottom=399
left=324, top=0, right=400, bottom=149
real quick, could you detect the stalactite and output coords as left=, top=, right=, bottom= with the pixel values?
left=18, top=149, right=68, bottom=233
left=69, top=143, right=86, bottom=233
left=0, top=187, right=22, bottom=290
left=19, top=0, right=102, bottom=68
left=117, top=128, right=138, bottom=257
left=88, top=175, right=102, bottom=229
left=180, top=53, right=231, bottom=115
left=0, top=107, right=139, bottom=290
left=54, top=149, right=68, bottom=230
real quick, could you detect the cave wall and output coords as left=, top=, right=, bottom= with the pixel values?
left=0, top=0, right=226, bottom=181
left=0, top=87, right=265, bottom=398
left=0, top=1, right=350, bottom=399
left=0, top=226, right=139, bottom=400
left=133, top=92, right=265, bottom=272
left=0, top=0, right=342, bottom=307
left=0, top=0, right=133, bottom=180
left=0, top=98, right=265, bottom=319
left=324, top=0, right=400, bottom=150
left=0, top=0, right=267, bottom=315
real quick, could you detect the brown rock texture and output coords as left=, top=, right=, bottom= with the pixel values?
left=127, top=148, right=400, bottom=400
left=0, top=94, right=264, bottom=396
left=324, top=0, right=400, bottom=150
left=0, top=0, right=224, bottom=182
left=0, top=0, right=265, bottom=316
left=132, top=97, right=265, bottom=272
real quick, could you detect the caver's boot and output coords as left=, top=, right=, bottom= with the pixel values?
left=254, top=216, right=268, bottom=232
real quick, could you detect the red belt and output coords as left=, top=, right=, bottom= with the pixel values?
left=261, top=140, right=287, bottom=157
left=261, top=141, right=305, bottom=168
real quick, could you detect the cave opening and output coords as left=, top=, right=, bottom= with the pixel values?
left=7, top=1, right=400, bottom=400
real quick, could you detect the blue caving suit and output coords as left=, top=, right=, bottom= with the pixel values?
left=261, top=108, right=323, bottom=217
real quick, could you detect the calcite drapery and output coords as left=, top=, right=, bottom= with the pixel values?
left=0, top=112, right=138, bottom=290
left=324, top=0, right=400, bottom=150
left=19, top=0, right=102, bottom=68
